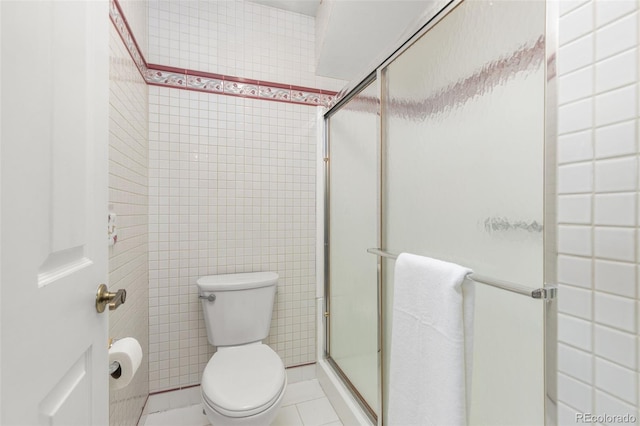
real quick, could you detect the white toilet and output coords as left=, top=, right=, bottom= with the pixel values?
left=196, top=272, right=286, bottom=426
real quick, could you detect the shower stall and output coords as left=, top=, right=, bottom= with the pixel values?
left=322, top=0, right=557, bottom=424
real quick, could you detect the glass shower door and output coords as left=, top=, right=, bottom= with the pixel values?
left=327, top=81, right=380, bottom=418
left=381, top=1, right=546, bottom=424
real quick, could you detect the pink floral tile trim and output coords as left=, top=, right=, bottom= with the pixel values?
left=109, top=0, right=147, bottom=77
left=109, top=0, right=337, bottom=107
left=146, top=69, right=186, bottom=87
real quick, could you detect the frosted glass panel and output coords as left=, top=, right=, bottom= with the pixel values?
left=382, top=1, right=545, bottom=424
left=328, top=82, right=379, bottom=414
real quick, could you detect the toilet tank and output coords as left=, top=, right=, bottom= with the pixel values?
left=196, top=272, right=278, bottom=347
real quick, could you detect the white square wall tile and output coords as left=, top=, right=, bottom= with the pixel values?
left=595, top=84, right=637, bottom=126
left=558, top=225, right=592, bottom=256
left=596, top=12, right=638, bottom=60
left=559, top=284, right=592, bottom=319
left=559, top=66, right=594, bottom=105
left=558, top=163, right=593, bottom=194
left=558, top=343, right=593, bottom=383
left=558, top=34, right=594, bottom=76
left=595, top=48, right=637, bottom=93
left=594, top=156, right=637, bottom=192
left=557, top=402, right=581, bottom=426
left=558, top=194, right=592, bottom=224
left=594, top=193, right=636, bottom=226
left=595, top=357, right=638, bottom=404
left=594, top=259, right=636, bottom=297
left=594, top=227, right=635, bottom=262
left=595, top=390, right=638, bottom=418
left=559, top=0, right=590, bottom=16
left=596, top=0, right=637, bottom=27
left=559, top=1, right=594, bottom=45
left=594, top=119, right=636, bottom=159
left=594, top=325, right=636, bottom=369
left=558, top=130, right=593, bottom=164
left=594, top=291, right=636, bottom=332
left=558, top=255, right=592, bottom=288
left=558, top=313, right=593, bottom=350
left=558, top=373, right=594, bottom=413
left=559, top=98, right=594, bottom=134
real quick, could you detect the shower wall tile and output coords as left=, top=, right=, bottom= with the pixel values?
left=558, top=34, right=594, bottom=75
left=595, top=12, right=638, bottom=60
left=594, top=84, right=637, bottom=126
left=559, top=342, right=594, bottom=383
left=147, top=85, right=318, bottom=393
left=596, top=0, right=637, bottom=27
left=558, top=162, right=593, bottom=193
left=595, top=357, right=638, bottom=404
left=558, top=313, right=593, bottom=351
left=108, top=23, right=150, bottom=426
left=594, top=259, right=637, bottom=297
left=558, top=130, right=593, bottom=164
left=558, top=66, right=594, bottom=104
left=594, top=325, right=637, bottom=369
left=594, top=48, right=637, bottom=93
left=594, top=156, right=637, bottom=192
left=558, top=225, right=592, bottom=256
left=594, top=292, right=636, bottom=332
left=593, top=227, right=635, bottom=262
left=558, top=98, right=593, bottom=133
left=558, top=255, right=593, bottom=288
left=558, top=373, right=594, bottom=413
left=594, top=119, right=636, bottom=158
left=559, top=1, right=593, bottom=45
left=593, top=193, right=636, bottom=226
left=558, top=194, right=592, bottom=224
left=557, top=0, right=640, bottom=420
left=558, top=284, right=593, bottom=319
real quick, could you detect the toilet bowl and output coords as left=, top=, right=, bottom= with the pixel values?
left=196, top=272, right=286, bottom=426
left=201, top=344, right=287, bottom=425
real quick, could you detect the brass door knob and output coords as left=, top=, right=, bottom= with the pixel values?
left=95, top=284, right=127, bottom=313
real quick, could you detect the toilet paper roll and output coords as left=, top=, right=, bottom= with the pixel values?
left=109, top=337, right=142, bottom=390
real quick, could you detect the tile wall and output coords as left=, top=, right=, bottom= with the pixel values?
left=556, top=0, right=640, bottom=422
left=108, top=13, right=150, bottom=426
left=147, top=87, right=319, bottom=392
left=145, top=0, right=346, bottom=394
left=147, top=0, right=344, bottom=91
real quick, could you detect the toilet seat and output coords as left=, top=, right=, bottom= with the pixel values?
left=201, top=344, right=286, bottom=418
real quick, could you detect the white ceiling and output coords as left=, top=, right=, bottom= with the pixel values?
left=246, top=0, right=437, bottom=84
left=315, top=1, right=435, bottom=82
left=247, top=0, right=320, bottom=17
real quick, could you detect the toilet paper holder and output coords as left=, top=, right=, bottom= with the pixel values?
left=108, top=338, right=122, bottom=377
left=109, top=361, right=121, bottom=378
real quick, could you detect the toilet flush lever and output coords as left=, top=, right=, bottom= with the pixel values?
left=95, top=284, right=127, bottom=313
left=199, top=294, right=216, bottom=302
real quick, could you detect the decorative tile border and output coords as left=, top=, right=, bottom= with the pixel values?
left=109, top=0, right=337, bottom=107
left=109, top=0, right=147, bottom=77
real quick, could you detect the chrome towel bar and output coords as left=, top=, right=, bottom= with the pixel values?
left=366, top=248, right=556, bottom=300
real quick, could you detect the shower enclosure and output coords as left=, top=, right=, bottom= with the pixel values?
left=323, top=0, right=557, bottom=424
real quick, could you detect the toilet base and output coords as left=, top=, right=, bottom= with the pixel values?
left=201, top=377, right=286, bottom=426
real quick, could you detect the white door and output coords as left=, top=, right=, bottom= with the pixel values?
left=1, top=1, right=110, bottom=424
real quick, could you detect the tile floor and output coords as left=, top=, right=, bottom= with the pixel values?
left=143, top=379, right=343, bottom=426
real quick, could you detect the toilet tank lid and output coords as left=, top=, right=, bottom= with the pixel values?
left=197, top=272, right=278, bottom=291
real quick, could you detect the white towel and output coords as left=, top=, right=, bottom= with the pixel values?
left=387, top=253, right=475, bottom=426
